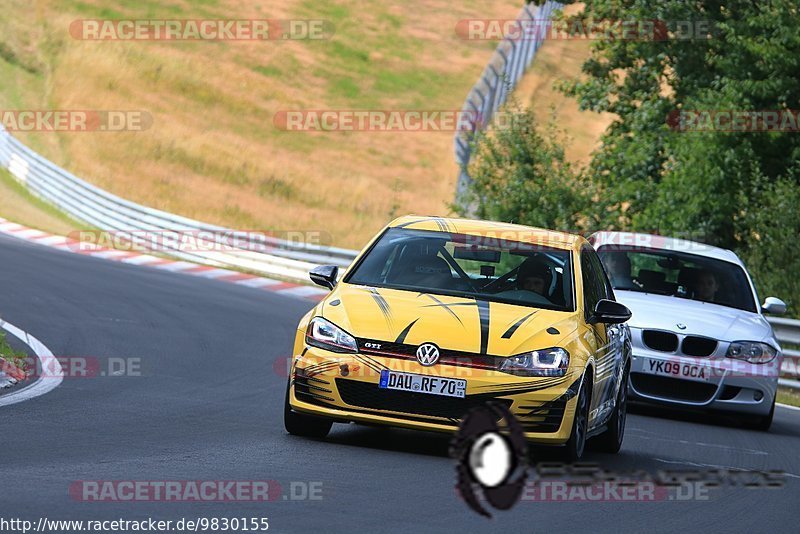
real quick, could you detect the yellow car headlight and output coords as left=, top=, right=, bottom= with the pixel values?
left=498, top=347, right=569, bottom=377
left=306, top=317, right=358, bottom=354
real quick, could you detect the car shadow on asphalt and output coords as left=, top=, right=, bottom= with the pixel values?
left=628, top=402, right=800, bottom=438
left=323, top=423, right=453, bottom=457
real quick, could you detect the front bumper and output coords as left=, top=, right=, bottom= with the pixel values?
left=289, top=346, right=582, bottom=444
left=628, top=347, right=779, bottom=416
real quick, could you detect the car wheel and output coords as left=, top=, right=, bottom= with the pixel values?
left=562, top=372, right=591, bottom=462
left=750, top=398, right=775, bottom=432
left=284, top=380, right=332, bottom=439
left=592, top=364, right=629, bottom=453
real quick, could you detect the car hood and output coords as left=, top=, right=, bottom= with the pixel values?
left=615, top=290, right=772, bottom=342
left=318, top=284, right=580, bottom=356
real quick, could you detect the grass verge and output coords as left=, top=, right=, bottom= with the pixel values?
left=0, top=329, right=28, bottom=375
left=0, top=168, right=89, bottom=235
left=777, top=386, right=800, bottom=408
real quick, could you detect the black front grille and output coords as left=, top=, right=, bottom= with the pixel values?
left=631, top=373, right=716, bottom=402
left=335, top=378, right=511, bottom=420
left=294, top=369, right=334, bottom=406
left=515, top=399, right=567, bottom=433
left=719, top=386, right=741, bottom=400
left=681, top=336, right=717, bottom=357
left=642, top=330, right=679, bottom=352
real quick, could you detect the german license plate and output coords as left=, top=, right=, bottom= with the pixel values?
left=642, top=358, right=712, bottom=382
left=378, top=370, right=466, bottom=398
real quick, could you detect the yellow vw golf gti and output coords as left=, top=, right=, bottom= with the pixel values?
left=285, top=216, right=632, bottom=459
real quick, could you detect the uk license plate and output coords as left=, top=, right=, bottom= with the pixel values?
left=642, top=358, right=712, bottom=382
left=378, top=370, right=466, bottom=398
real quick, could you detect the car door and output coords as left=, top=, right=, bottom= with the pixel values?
left=580, top=246, right=615, bottom=427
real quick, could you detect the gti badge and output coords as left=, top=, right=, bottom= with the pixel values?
left=676, top=323, right=687, bottom=330
left=416, top=343, right=440, bottom=366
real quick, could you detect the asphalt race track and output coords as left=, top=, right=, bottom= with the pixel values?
left=1, top=233, right=798, bottom=533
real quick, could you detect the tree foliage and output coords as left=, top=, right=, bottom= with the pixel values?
left=465, top=0, right=800, bottom=313
left=454, top=101, right=587, bottom=232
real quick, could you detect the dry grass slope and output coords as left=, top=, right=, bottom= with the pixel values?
left=0, top=0, right=611, bottom=248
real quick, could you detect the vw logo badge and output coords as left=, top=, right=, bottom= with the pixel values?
left=676, top=323, right=687, bottom=330
left=416, top=343, right=440, bottom=366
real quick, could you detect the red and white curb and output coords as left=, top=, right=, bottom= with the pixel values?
left=0, top=317, right=63, bottom=406
left=0, top=218, right=328, bottom=301
left=0, top=356, right=26, bottom=389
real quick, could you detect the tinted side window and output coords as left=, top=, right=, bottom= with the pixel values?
left=581, top=248, right=601, bottom=319
left=588, top=247, right=614, bottom=301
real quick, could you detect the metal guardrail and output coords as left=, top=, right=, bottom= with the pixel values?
left=454, top=1, right=563, bottom=206
left=0, top=124, right=358, bottom=282
left=770, top=317, right=800, bottom=387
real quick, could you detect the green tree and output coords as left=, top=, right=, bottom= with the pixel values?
left=454, top=102, right=587, bottom=232
left=557, top=0, right=800, bottom=249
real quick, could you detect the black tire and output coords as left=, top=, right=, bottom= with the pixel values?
left=750, top=398, right=775, bottom=432
left=562, top=372, right=591, bottom=462
left=284, top=381, right=332, bottom=439
left=592, top=364, right=629, bottom=453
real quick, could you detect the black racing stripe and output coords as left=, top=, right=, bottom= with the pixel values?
left=433, top=217, right=448, bottom=232
left=304, top=362, right=340, bottom=376
left=367, top=288, right=392, bottom=324
left=474, top=375, right=567, bottom=392
left=360, top=354, right=389, bottom=370
left=419, top=294, right=466, bottom=325
left=501, top=311, right=537, bottom=339
left=393, top=217, right=431, bottom=229
left=355, top=354, right=387, bottom=373
left=395, top=319, right=420, bottom=344
left=354, top=356, right=382, bottom=373
left=476, top=299, right=490, bottom=355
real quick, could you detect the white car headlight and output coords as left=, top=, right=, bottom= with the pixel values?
left=306, top=317, right=358, bottom=353
left=726, top=341, right=777, bottom=364
left=499, top=347, right=569, bottom=377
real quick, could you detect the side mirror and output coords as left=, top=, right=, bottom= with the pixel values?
left=590, top=299, right=632, bottom=325
left=309, top=265, right=339, bottom=290
left=761, top=297, right=787, bottom=315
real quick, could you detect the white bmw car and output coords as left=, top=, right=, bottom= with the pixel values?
left=589, top=232, right=786, bottom=430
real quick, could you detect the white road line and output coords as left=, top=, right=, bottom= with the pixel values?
left=236, top=277, right=284, bottom=288
left=190, top=268, right=238, bottom=279
left=121, top=255, right=162, bottom=265
left=154, top=261, right=200, bottom=272
left=276, top=286, right=327, bottom=297
left=0, top=318, right=62, bottom=407
left=34, top=235, right=68, bottom=246
left=776, top=403, right=800, bottom=412
left=14, top=229, right=46, bottom=239
left=90, top=250, right=130, bottom=259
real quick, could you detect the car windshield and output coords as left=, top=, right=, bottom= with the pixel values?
left=596, top=246, right=757, bottom=312
left=345, top=227, right=575, bottom=312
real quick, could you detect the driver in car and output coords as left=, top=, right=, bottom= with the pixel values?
left=600, top=251, right=637, bottom=289
left=694, top=269, right=719, bottom=302
left=516, top=258, right=552, bottom=297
